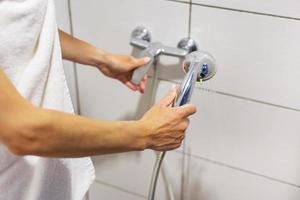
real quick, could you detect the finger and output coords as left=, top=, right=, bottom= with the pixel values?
left=170, top=143, right=183, bottom=151
left=179, top=119, right=190, bottom=131
left=120, top=76, right=138, bottom=91
left=130, top=57, right=151, bottom=70
left=174, top=104, right=197, bottom=118
left=139, top=75, right=147, bottom=93
left=143, top=74, right=148, bottom=81
left=135, top=75, right=147, bottom=93
left=172, top=132, right=186, bottom=141
left=179, top=134, right=186, bottom=141
left=125, top=81, right=138, bottom=91
left=140, top=74, right=148, bottom=84
left=155, top=140, right=184, bottom=151
left=155, top=88, right=177, bottom=107
left=137, top=86, right=143, bottom=94
left=139, top=81, right=146, bottom=93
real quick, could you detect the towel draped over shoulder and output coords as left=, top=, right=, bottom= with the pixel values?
left=0, top=0, right=95, bottom=199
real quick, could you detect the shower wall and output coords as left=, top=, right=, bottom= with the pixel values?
left=55, top=0, right=300, bottom=199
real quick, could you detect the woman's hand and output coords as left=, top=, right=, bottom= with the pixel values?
left=58, top=30, right=150, bottom=93
left=137, top=88, right=197, bottom=151
left=96, top=53, right=150, bottom=93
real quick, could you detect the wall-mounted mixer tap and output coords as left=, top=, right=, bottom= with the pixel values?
left=130, top=26, right=199, bottom=84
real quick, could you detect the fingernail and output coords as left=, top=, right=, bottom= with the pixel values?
left=143, top=57, right=151, bottom=63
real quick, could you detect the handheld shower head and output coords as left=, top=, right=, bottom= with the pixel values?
left=175, top=51, right=216, bottom=106
left=183, top=51, right=216, bottom=82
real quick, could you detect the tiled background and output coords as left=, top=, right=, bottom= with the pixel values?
left=54, top=0, right=300, bottom=199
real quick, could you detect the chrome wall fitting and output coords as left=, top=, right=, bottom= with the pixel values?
left=131, top=26, right=152, bottom=49
left=177, top=37, right=199, bottom=54
left=130, top=26, right=200, bottom=84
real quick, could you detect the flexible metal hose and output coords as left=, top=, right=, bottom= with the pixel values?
left=148, top=151, right=166, bottom=200
left=147, top=61, right=175, bottom=200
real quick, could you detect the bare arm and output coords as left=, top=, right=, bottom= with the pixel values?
left=0, top=68, right=144, bottom=157
left=0, top=68, right=196, bottom=158
left=59, top=29, right=104, bottom=66
left=58, top=30, right=149, bottom=93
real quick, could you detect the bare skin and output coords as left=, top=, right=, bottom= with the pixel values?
left=59, top=30, right=148, bottom=93
left=0, top=30, right=197, bottom=158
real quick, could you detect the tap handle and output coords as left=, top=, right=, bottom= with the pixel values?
left=130, top=38, right=150, bottom=49
left=130, top=26, right=151, bottom=49
left=131, top=50, right=154, bottom=85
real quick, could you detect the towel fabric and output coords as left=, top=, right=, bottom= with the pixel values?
left=0, top=0, right=95, bottom=199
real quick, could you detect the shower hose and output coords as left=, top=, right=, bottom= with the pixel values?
left=147, top=64, right=177, bottom=200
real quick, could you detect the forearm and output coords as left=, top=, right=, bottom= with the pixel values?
left=4, top=106, right=146, bottom=158
left=0, top=66, right=146, bottom=158
left=59, top=29, right=107, bottom=66
left=58, top=29, right=149, bottom=93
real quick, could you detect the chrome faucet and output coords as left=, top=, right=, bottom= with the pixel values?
left=130, top=26, right=199, bottom=84
left=130, top=25, right=217, bottom=124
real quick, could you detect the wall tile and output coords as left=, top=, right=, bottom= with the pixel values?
left=183, top=153, right=300, bottom=200
left=89, top=181, right=145, bottom=200
left=54, top=0, right=71, bottom=31
left=92, top=150, right=184, bottom=199
left=155, top=4, right=300, bottom=110
left=155, top=79, right=300, bottom=186
left=192, top=0, right=300, bottom=19
left=92, top=150, right=300, bottom=200
left=70, top=0, right=189, bottom=119
left=71, top=0, right=189, bottom=53
left=187, top=5, right=300, bottom=110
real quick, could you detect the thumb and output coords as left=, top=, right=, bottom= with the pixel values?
left=174, top=104, right=197, bottom=118
left=130, top=57, right=151, bottom=70
left=156, top=86, right=177, bottom=107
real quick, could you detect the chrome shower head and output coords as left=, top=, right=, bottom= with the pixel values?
left=183, top=51, right=216, bottom=82
left=175, top=51, right=216, bottom=106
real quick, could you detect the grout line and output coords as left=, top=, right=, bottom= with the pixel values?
left=180, top=1, right=192, bottom=198
left=172, top=150, right=300, bottom=189
left=181, top=0, right=192, bottom=192
left=151, top=76, right=300, bottom=113
left=67, top=0, right=82, bottom=115
left=187, top=0, right=192, bottom=38
left=94, top=179, right=147, bottom=199
left=166, top=0, right=300, bottom=21
left=202, top=88, right=300, bottom=113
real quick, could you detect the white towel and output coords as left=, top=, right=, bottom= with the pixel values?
left=0, top=0, right=95, bottom=199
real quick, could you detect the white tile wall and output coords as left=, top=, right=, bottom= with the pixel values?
left=182, top=152, right=300, bottom=200
left=54, top=0, right=300, bottom=199
left=92, top=149, right=300, bottom=200
left=92, top=151, right=183, bottom=200
left=155, top=79, right=300, bottom=186
left=192, top=0, right=300, bottom=19
left=71, top=0, right=189, bottom=54
left=54, top=0, right=71, bottom=31
left=158, top=2, right=300, bottom=110
left=70, top=0, right=190, bottom=120
left=190, top=5, right=300, bottom=110
left=89, top=181, right=145, bottom=200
